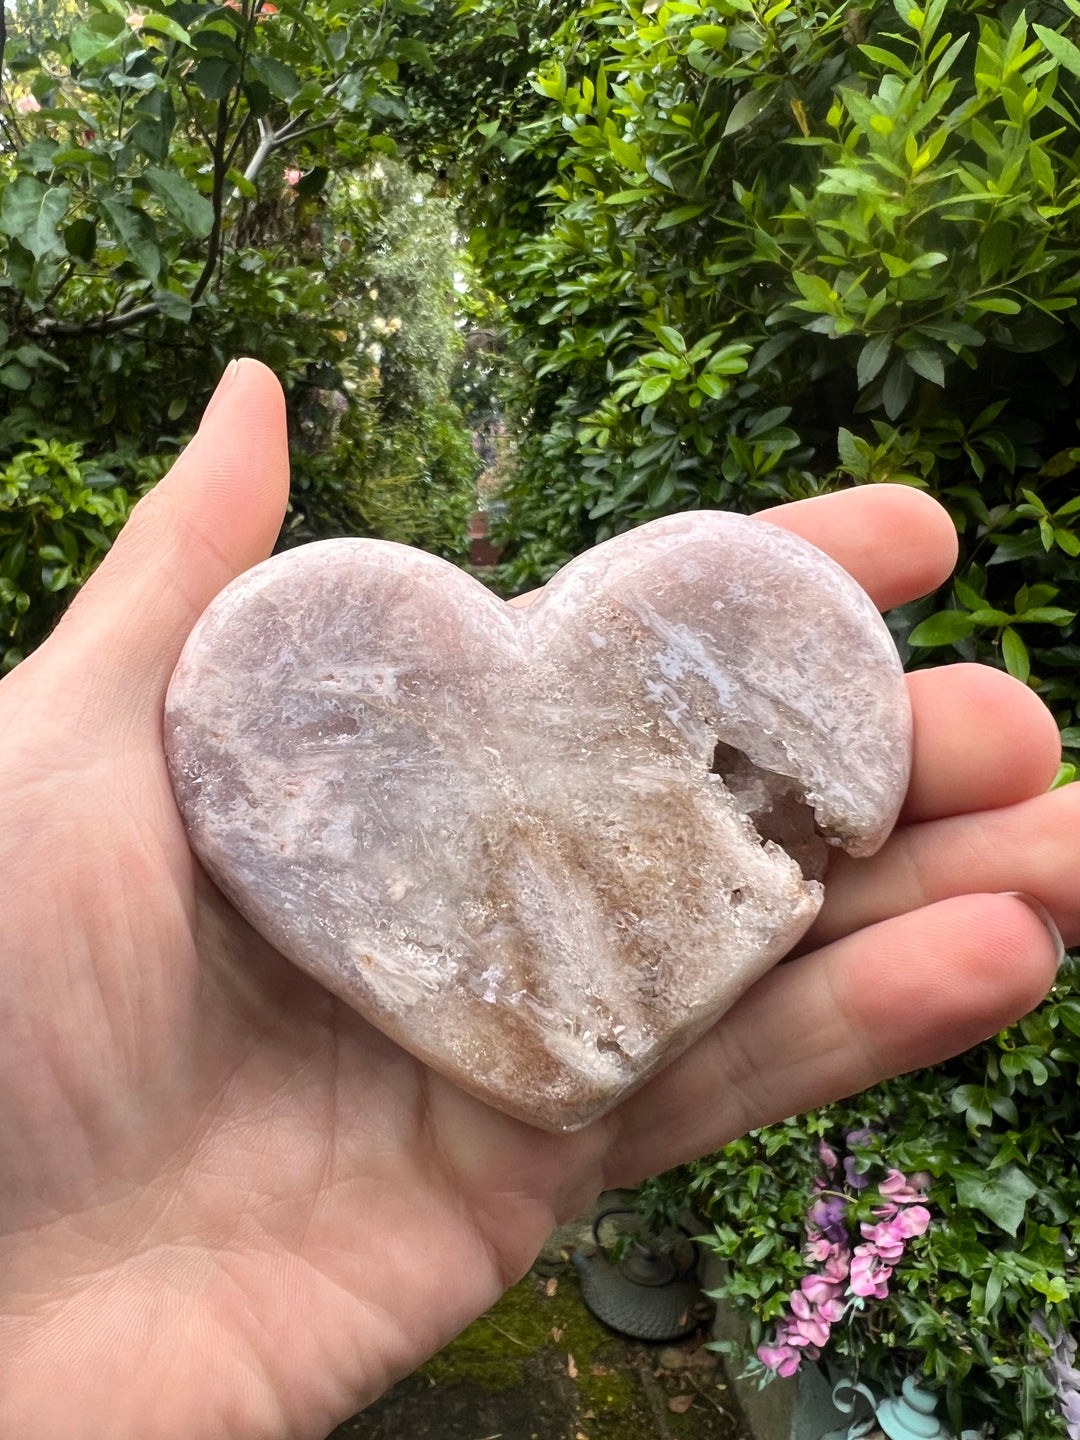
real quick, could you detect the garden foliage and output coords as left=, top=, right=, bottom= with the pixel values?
left=0, top=0, right=478, bottom=669
left=640, top=962, right=1080, bottom=1439
left=457, top=0, right=1080, bottom=769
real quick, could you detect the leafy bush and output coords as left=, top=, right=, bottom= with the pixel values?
left=0, top=436, right=133, bottom=667
left=0, top=0, right=480, bottom=668
left=463, top=0, right=1080, bottom=763
left=640, top=961, right=1080, bottom=1439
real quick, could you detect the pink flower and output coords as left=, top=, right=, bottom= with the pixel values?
left=819, top=1139, right=839, bottom=1170
left=880, top=1169, right=926, bottom=1202
left=896, top=1204, right=931, bottom=1238
left=860, top=1223, right=906, bottom=1262
left=15, top=94, right=41, bottom=114
left=126, top=12, right=144, bottom=28
left=285, top=168, right=302, bottom=186
left=849, top=1248, right=892, bottom=1300
left=823, top=1250, right=851, bottom=1282
left=801, top=1273, right=845, bottom=1306
left=759, top=1342, right=802, bottom=1377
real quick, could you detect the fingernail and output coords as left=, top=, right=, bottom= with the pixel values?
left=199, top=358, right=241, bottom=429
left=1003, top=891, right=1066, bottom=969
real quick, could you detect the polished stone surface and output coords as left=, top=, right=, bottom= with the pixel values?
left=165, top=513, right=911, bottom=1131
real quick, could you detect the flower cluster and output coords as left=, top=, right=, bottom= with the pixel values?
left=757, top=1137, right=932, bottom=1378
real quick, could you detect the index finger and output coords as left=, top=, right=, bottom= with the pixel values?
left=510, top=486, right=958, bottom=614
left=759, top=484, right=958, bottom=612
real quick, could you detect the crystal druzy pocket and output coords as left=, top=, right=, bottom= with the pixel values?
left=165, top=512, right=911, bottom=1131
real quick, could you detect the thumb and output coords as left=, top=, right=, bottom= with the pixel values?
left=37, top=358, right=290, bottom=727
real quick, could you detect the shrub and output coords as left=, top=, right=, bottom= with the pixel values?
left=466, top=0, right=1080, bottom=764
left=0, top=436, right=134, bottom=667
left=0, top=0, right=479, bottom=666
left=640, top=957, right=1080, bottom=1438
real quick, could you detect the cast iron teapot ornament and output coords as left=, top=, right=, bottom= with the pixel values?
left=570, top=1208, right=711, bottom=1342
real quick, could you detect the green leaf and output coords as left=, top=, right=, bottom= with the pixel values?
left=191, top=57, right=239, bottom=100
left=1001, top=627, right=1030, bottom=683
left=954, top=1164, right=1038, bottom=1237
left=0, top=177, right=71, bottom=261
left=970, top=296, right=1022, bottom=314
left=605, top=189, right=654, bottom=205
left=723, top=87, right=774, bottom=138
left=138, top=13, right=193, bottom=45
left=954, top=576, right=984, bottom=611
left=99, top=196, right=162, bottom=281
left=979, top=221, right=1014, bottom=284
left=63, top=217, right=97, bottom=262
left=1032, top=1272, right=1069, bottom=1304
left=129, top=117, right=172, bottom=164
left=154, top=288, right=193, bottom=322
left=882, top=358, right=914, bottom=419
left=837, top=426, right=865, bottom=474
left=908, top=610, right=976, bottom=645
left=745, top=1235, right=775, bottom=1265
left=655, top=325, right=686, bottom=354
left=906, top=348, right=945, bottom=386
left=0, top=363, right=32, bottom=391
left=17, top=137, right=61, bottom=175
left=143, top=167, right=214, bottom=238
left=656, top=204, right=707, bottom=229
left=858, top=43, right=913, bottom=74
left=1034, top=24, right=1080, bottom=80
left=395, top=37, right=435, bottom=72
left=70, top=14, right=126, bottom=64
left=248, top=55, right=301, bottom=101
left=637, top=375, right=672, bottom=404
left=226, top=168, right=257, bottom=199
left=696, top=373, right=729, bottom=399
left=1021, top=606, right=1076, bottom=624
left=857, top=334, right=892, bottom=388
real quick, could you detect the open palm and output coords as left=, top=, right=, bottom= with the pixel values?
left=1, top=361, right=1072, bottom=1440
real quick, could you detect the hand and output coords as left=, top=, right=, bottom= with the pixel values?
left=0, top=360, right=1070, bottom=1440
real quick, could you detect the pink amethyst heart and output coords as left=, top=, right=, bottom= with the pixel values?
left=165, top=512, right=911, bottom=1131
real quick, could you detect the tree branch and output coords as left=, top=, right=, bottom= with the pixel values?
left=241, top=113, right=278, bottom=185
left=34, top=302, right=161, bottom=337
left=190, top=95, right=231, bottom=305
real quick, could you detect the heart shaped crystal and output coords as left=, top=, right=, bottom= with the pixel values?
left=165, top=512, right=910, bottom=1131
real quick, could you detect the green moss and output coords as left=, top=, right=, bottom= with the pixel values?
left=415, top=1271, right=657, bottom=1437
left=417, top=1351, right=524, bottom=1393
